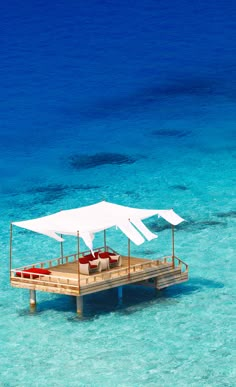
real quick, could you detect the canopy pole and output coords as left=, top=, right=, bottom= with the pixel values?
left=128, top=238, right=131, bottom=280
left=60, top=234, right=64, bottom=262
left=104, top=229, right=107, bottom=251
left=77, top=231, right=80, bottom=293
left=9, top=223, right=13, bottom=280
left=128, top=218, right=131, bottom=280
left=172, top=225, right=175, bottom=268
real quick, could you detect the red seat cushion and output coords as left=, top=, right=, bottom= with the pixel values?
left=16, top=268, right=51, bottom=279
left=83, top=252, right=100, bottom=261
left=79, top=257, right=90, bottom=264
left=83, top=253, right=97, bottom=261
left=99, top=252, right=110, bottom=259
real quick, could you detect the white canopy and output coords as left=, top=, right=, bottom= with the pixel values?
left=13, top=201, right=184, bottom=250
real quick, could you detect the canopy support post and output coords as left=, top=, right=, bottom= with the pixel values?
left=128, top=218, right=131, bottom=280
left=9, top=223, right=13, bottom=280
left=172, top=225, right=175, bottom=268
left=128, top=238, right=131, bottom=280
left=60, top=234, right=64, bottom=262
left=104, top=229, right=107, bottom=251
left=77, top=231, right=80, bottom=294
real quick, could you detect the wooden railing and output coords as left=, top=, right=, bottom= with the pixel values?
left=162, top=255, right=188, bottom=273
left=12, top=246, right=111, bottom=271
left=11, top=258, right=157, bottom=287
left=11, top=269, right=79, bottom=288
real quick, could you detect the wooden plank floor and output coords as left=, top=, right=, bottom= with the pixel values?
left=49, top=256, right=151, bottom=280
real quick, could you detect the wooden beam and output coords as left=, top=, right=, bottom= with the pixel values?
left=60, top=234, right=64, bottom=261
left=118, top=286, right=123, bottom=305
left=30, top=289, right=36, bottom=306
left=128, top=238, right=131, bottom=280
left=104, top=229, right=107, bottom=251
left=172, top=225, right=175, bottom=268
left=77, top=231, right=80, bottom=293
left=10, top=255, right=188, bottom=298
left=76, top=295, right=83, bottom=315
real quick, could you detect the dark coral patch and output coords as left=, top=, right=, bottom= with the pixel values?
left=59, top=77, right=218, bottom=124
left=27, top=184, right=67, bottom=195
left=141, top=249, right=155, bottom=256
left=177, top=220, right=227, bottom=232
left=75, top=184, right=101, bottom=191
left=192, top=220, right=226, bottom=230
left=69, top=152, right=137, bottom=170
left=170, top=185, right=189, bottom=191
left=152, top=129, right=191, bottom=138
left=26, top=184, right=67, bottom=204
left=144, top=220, right=170, bottom=232
left=28, top=184, right=100, bottom=194
left=27, top=184, right=101, bottom=204
left=216, top=210, right=236, bottom=219
left=146, top=219, right=226, bottom=233
left=156, top=77, right=216, bottom=97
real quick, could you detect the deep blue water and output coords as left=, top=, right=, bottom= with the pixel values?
left=1, top=1, right=236, bottom=386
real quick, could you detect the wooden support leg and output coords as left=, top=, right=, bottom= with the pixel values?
left=154, top=278, right=159, bottom=293
left=30, top=290, right=36, bottom=307
left=118, top=286, right=123, bottom=305
left=76, top=295, right=83, bottom=315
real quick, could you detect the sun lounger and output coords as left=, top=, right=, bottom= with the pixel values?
left=16, top=268, right=51, bottom=279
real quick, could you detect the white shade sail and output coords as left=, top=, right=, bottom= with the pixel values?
left=12, top=201, right=184, bottom=249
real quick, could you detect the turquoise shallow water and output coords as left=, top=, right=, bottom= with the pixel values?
left=1, top=0, right=236, bottom=386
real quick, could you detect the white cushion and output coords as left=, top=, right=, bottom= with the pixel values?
left=89, top=259, right=99, bottom=266
left=79, top=263, right=89, bottom=275
left=99, top=257, right=110, bottom=271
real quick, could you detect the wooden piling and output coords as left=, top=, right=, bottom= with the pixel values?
left=118, top=286, right=123, bottom=305
left=76, top=295, right=83, bottom=315
left=30, top=289, right=36, bottom=306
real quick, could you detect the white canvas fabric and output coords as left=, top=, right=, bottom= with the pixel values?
left=130, top=218, right=158, bottom=241
left=13, top=201, right=184, bottom=249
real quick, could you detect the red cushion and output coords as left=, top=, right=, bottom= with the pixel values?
left=28, top=268, right=51, bottom=275
left=16, top=268, right=51, bottom=279
left=79, top=257, right=90, bottom=264
left=83, top=254, right=95, bottom=261
left=90, top=252, right=100, bottom=260
left=83, top=252, right=101, bottom=261
left=99, top=252, right=110, bottom=259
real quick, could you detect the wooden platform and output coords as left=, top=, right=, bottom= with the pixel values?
left=10, top=251, right=188, bottom=297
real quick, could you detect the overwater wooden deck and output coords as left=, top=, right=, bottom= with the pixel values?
left=10, top=250, right=188, bottom=297
left=10, top=202, right=188, bottom=313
